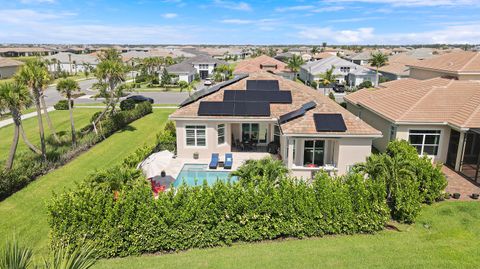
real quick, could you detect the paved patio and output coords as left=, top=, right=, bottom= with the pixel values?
left=443, top=166, right=480, bottom=201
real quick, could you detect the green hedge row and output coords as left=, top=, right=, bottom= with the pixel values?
left=48, top=156, right=388, bottom=258
left=0, top=102, right=152, bottom=201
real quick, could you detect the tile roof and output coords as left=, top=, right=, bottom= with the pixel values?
left=345, top=78, right=480, bottom=128
left=0, top=57, right=23, bottom=68
left=408, top=51, right=480, bottom=74
left=371, top=54, right=419, bottom=76
left=171, top=72, right=381, bottom=136
left=43, top=52, right=98, bottom=65
left=302, top=56, right=376, bottom=76
left=234, top=55, right=291, bottom=74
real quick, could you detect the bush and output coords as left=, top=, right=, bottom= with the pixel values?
left=310, top=81, right=317, bottom=89
left=48, top=156, right=388, bottom=258
left=53, top=100, right=74, bottom=110
left=120, top=99, right=136, bottom=111
left=358, top=81, right=373, bottom=89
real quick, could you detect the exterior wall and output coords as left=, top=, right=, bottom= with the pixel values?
left=193, top=63, right=216, bottom=76
left=346, top=103, right=392, bottom=152
left=178, top=73, right=193, bottom=83
left=347, top=73, right=378, bottom=87
left=409, top=68, right=451, bottom=80
left=47, top=63, right=97, bottom=74
left=175, top=120, right=231, bottom=159
left=395, top=124, right=451, bottom=163
left=336, top=137, right=373, bottom=174
left=0, top=65, right=20, bottom=79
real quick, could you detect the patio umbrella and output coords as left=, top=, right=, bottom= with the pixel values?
left=138, top=150, right=174, bottom=178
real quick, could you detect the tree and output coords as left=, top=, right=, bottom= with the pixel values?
left=311, top=46, right=320, bottom=54
left=178, top=80, right=194, bottom=96
left=318, top=66, right=339, bottom=86
left=287, top=54, right=304, bottom=79
left=328, top=91, right=336, bottom=101
left=369, top=52, right=388, bottom=86
left=0, top=82, right=37, bottom=169
left=322, top=42, right=327, bottom=51
left=82, top=63, right=93, bottom=78
left=160, top=68, right=171, bottom=90
left=15, top=58, right=54, bottom=161
left=57, top=78, right=80, bottom=147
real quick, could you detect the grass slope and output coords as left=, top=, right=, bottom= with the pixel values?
left=0, top=109, right=175, bottom=256
left=96, top=201, right=480, bottom=269
left=0, top=108, right=100, bottom=165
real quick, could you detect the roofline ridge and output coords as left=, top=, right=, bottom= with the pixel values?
left=459, top=90, right=480, bottom=127
left=459, top=51, right=479, bottom=72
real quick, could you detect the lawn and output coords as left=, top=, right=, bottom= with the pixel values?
left=0, top=108, right=100, bottom=165
left=95, top=201, right=480, bottom=269
left=0, top=109, right=176, bottom=257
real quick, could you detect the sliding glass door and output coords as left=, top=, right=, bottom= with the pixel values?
left=242, top=123, right=268, bottom=144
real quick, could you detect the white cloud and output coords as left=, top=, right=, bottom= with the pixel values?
left=161, top=13, right=178, bottom=18
left=275, top=5, right=315, bottom=12
left=312, top=6, right=345, bottom=12
left=212, top=0, right=252, bottom=11
left=221, top=19, right=253, bottom=24
left=324, top=0, right=477, bottom=7
left=0, top=9, right=76, bottom=24
left=298, top=27, right=374, bottom=43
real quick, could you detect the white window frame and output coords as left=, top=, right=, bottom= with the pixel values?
left=409, top=129, right=441, bottom=156
left=303, top=140, right=325, bottom=166
left=185, top=125, right=206, bottom=147
left=217, top=124, right=225, bottom=145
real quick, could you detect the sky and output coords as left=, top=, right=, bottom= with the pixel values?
left=1, top=0, right=480, bottom=45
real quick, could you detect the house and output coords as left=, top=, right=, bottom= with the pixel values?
left=0, top=57, right=23, bottom=79
left=233, top=55, right=294, bottom=80
left=408, top=51, right=480, bottom=80
left=311, top=52, right=334, bottom=61
left=0, top=47, right=53, bottom=57
left=345, top=78, right=480, bottom=183
left=43, top=52, right=99, bottom=74
left=344, top=51, right=372, bottom=65
left=198, top=47, right=246, bottom=60
left=299, top=56, right=378, bottom=87
left=166, top=54, right=227, bottom=82
left=274, top=52, right=294, bottom=62
left=405, top=48, right=436, bottom=60
left=169, top=72, right=382, bottom=178
left=370, top=53, right=419, bottom=81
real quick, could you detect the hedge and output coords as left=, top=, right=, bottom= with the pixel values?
left=0, top=102, right=152, bottom=201
left=48, top=155, right=388, bottom=258
left=53, top=100, right=74, bottom=110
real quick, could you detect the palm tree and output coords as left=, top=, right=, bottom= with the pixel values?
left=369, top=52, right=388, bottom=86
left=318, top=66, right=340, bottom=86
left=231, top=157, right=289, bottom=187
left=311, top=46, right=320, bottom=54
left=0, top=238, right=33, bottom=269
left=287, top=54, right=304, bottom=80
left=0, top=82, right=35, bottom=169
left=15, top=58, right=54, bottom=161
left=57, top=78, right=80, bottom=147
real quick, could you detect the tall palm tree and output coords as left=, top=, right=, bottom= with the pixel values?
left=0, top=82, right=35, bottom=169
left=57, top=78, right=80, bottom=147
left=311, top=46, right=320, bottom=54
left=15, top=58, right=54, bottom=161
left=369, top=52, right=388, bottom=86
left=287, top=54, right=304, bottom=80
left=318, top=66, right=340, bottom=86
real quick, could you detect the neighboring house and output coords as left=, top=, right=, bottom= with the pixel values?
left=169, top=72, right=382, bottom=178
left=370, top=53, right=419, bottom=81
left=166, top=61, right=196, bottom=83
left=167, top=54, right=227, bottom=82
left=311, top=52, right=334, bottom=61
left=274, top=52, right=294, bottom=62
left=344, top=51, right=372, bottom=65
left=0, top=47, right=53, bottom=57
left=233, top=55, right=294, bottom=80
left=43, top=52, right=99, bottom=74
left=408, top=51, right=480, bottom=80
left=198, top=47, right=246, bottom=60
left=299, top=56, right=378, bottom=87
left=345, top=78, right=480, bottom=183
left=0, top=57, right=23, bottom=79
left=405, top=48, right=436, bottom=60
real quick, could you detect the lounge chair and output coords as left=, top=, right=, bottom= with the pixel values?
left=209, top=153, right=219, bottom=169
left=224, top=153, right=233, bottom=169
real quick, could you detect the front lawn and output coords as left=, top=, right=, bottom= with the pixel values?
left=95, top=201, right=479, bottom=269
left=0, top=109, right=175, bottom=256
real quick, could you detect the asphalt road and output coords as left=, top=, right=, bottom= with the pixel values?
left=44, top=78, right=189, bottom=106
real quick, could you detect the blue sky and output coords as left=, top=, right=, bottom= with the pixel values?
left=1, top=0, right=479, bottom=44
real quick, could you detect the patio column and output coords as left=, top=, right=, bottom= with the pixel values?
left=287, top=138, right=294, bottom=168
left=455, top=131, right=466, bottom=171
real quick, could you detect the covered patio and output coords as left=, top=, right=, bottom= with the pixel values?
left=447, top=129, right=480, bottom=184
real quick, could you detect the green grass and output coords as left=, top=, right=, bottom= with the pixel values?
left=0, top=109, right=176, bottom=257
left=0, top=108, right=100, bottom=165
left=95, top=201, right=480, bottom=269
left=130, top=87, right=182, bottom=92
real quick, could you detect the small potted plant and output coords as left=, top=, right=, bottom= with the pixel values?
left=444, top=192, right=451, bottom=200
left=193, top=152, right=199, bottom=159
left=452, top=193, right=461, bottom=199
left=471, top=193, right=479, bottom=200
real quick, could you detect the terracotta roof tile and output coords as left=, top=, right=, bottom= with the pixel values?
left=234, top=55, right=291, bottom=74
left=408, top=51, right=480, bottom=73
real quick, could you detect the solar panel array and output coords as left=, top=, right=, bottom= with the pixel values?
left=278, top=101, right=317, bottom=124
left=197, top=79, right=292, bottom=117
left=313, top=114, right=347, bottom=132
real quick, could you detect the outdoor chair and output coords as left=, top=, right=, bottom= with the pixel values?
left=224, top=153, right=233, bottom=169
left=209, top=153, right=219, bottom=169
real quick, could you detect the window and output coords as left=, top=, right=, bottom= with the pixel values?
left=340, top=66, right=350, bottom=73
left=303, top=140, right=325, bottom=166
left=217, top=124, right=225, bottom=145
left=185, top=125, right=206, bottom=147
left=409, top=130, right=441, bottom=155
left=199, top=64, right=209, bottom=69
left=389, top=125, right=397, bottom=141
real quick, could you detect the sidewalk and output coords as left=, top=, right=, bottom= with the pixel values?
left=0, top=107, right=55, bottom=128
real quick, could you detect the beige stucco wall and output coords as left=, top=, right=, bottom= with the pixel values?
left=347, top=103, right=391, bottom=152
left=0, top=66, right=20, bottom=79
left=336, top=137, right=373, bottom=174
left=409, top=68, right=451, bottom=80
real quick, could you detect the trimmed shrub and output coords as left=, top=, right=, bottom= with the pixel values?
left=358, top=81, right=373, bottom=89
left=53, top=100, right=74, bottom=110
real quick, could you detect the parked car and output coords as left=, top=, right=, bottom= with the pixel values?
left=333, top=84, right=345, bottom=93
left=204, top=78, right=213, bottom=86
left=126, top=95, right=154, bottom=104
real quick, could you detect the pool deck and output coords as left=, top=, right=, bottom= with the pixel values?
left=165, top=152, right=275, bottom=178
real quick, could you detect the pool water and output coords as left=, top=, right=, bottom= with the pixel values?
left=173, top=164, right=238, bottom=187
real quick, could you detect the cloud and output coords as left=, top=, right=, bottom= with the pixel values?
left=324, top=0, right=477, bottom=7
left=298, top=27, right=375, bottom=44
left=212, top=0, right=252, bottom=11
left=312, top=6, right=345, bottom=12
left=19, top=0, right=56, bottom=3
left=275, top=5, right=315, bottom=12
left=221, top=19, right=253, bottom=24
left=161, top=13, right=178, bottom=18
left=0, top=9, right=76, bottom=24
left=219, top=18, right=281, bottom=31
left=327, top=16, right=382, bottom=23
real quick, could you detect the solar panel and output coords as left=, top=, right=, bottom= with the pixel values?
left=235, top=102, right=270, bottom=116
left=279, top=108, right=306, bottom=124
left=198, top=101, right=270, bottom=116
left=302, top=101, right=317, bottom=111
left=246, top=80, right=279, bottom=91
left=198, top=102, right=234, bottom=116
left=222, top=90, right=292, bottom=103
left=313, top=114, right=347, bottom=132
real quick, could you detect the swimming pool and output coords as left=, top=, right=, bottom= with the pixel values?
left=173, top=164, right=238, bottom=187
